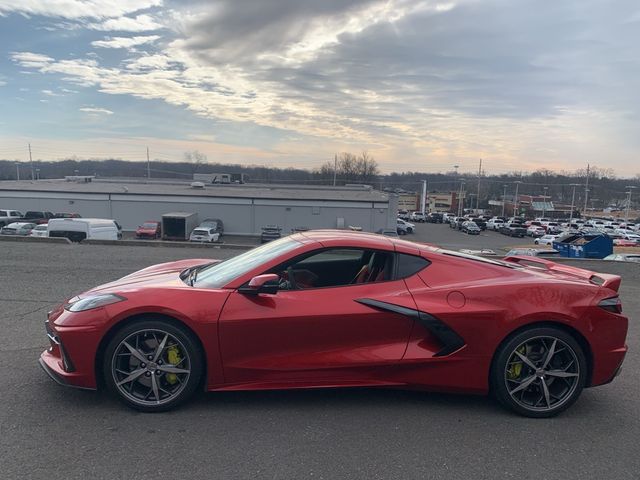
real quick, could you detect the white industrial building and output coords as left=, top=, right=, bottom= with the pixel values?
left=0, top=178, right=398, bottom=235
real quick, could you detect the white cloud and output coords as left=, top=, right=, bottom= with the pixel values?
left=7, top=0, right=640, bottom=175
left=91, top=35, right=160, bottom=50
left=0, top=0, right=162, bottom=20
left=79, top=106, right=114, bottom=115
left=10, top=52, right=53, bottom=68
left=89, top=14, right=163, bottom=32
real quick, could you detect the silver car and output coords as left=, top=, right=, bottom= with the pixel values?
left=1, top=222, right=36, bottom=236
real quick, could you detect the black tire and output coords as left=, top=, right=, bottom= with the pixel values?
left=102, top=319, right=204, bottom=412
left=491, top=326, right=587, bottom=418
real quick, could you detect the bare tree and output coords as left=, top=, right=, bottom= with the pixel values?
left=316, top=151, right=380, bottom=185
left=184, top=150, right=207, bottom=174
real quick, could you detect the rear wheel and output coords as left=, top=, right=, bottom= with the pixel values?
left=102, top=319, right=203, bottom=412
left=491, top=327, right=586, bottom=418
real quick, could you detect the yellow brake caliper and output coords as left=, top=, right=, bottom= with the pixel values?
left=507, top=346, right=526, bottom=379
left=166, top=345, right=181, bottom=384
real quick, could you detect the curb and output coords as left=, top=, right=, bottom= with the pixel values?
left=82, top=239, right=253, bottom=250
left=0, top=235, right=72, bottom=245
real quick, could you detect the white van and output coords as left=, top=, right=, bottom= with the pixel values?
left=47, top=218, right=120, bottom=242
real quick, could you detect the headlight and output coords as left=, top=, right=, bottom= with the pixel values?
left=65, top=293, right=126, bottom=312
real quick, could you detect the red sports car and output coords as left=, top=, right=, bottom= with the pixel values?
left=135, top=221, right=161, bottom=239
left=40, top=230, right=628, bottom=417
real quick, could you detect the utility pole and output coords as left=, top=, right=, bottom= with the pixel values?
left=514, top=181, right=522, bottom=219
left=146, top=147, right=151, bottom=180
left=333, top=154, right=337, bottom=187
left=501, top=184, right=507, bottom=217
left=476, top=158, right=482, bottom=212
left=583, top=163, right=590, bottom=214
left=421, top=180, right=427, bottom=214
left=569, top=183, right=579, bottom=224
left=28, top=143, right=34, bottom=181
left=457, top=181, right=465, bottom=216
left=625, top=186, right=637, bottom=224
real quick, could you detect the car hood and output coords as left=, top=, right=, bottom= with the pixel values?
left=136, top=227, right=157, bottom=233
left=85, top=258, right=220, bottom=294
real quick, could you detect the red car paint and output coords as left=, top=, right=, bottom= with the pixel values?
left=135, top=221, right=161, bottom=239
left=40, top=231, right=628, bottom=398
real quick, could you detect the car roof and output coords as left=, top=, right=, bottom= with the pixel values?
left=294, top=229, right=438, bottom=253
left=5, top=222, right=33, bottom=228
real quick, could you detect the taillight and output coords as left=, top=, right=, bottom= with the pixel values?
left=599, top=296, right=622, bottom=314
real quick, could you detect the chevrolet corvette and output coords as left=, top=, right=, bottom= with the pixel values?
left=40, top=230, right=628, bottom=417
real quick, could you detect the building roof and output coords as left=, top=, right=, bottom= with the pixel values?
left=0, top=178, right=390, bottom=203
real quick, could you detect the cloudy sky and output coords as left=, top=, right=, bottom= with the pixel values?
left=0, top=0, right=639, bottom=175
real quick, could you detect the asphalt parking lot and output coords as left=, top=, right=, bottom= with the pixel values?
left=1, top=238, right=639, bottom=479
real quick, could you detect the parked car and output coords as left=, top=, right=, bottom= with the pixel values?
left=260, top=225, right=282, bottom=243
left=471, top=218, right=487, bottom=230
left=22, top=211, right=55, bottom=225
left=449, top=217, right=466, bottom=230
left=54, top=212, right=82, bottom=219
left=426, top=212, right=444, bottom=223
left=197, top=218, right=224, bottom=236
left=39, top=230, right=628, bottom=417
left=604, top=253, right=640, bottom=263
left=377, top=228, right=399, bottom=237
left=500, top=224, right=527, bottom=237
left=462, top=221, right=481, bottom=235
left=410, top=212, right=427, bottom=222
left=47, top=218, right=120, bottom=242
left=487, top=218, right=505, bottom=231
left=189, top=226, right=221, bottom=243
left=527, top=225, right=546, bottom=237
left=0, top=209, right=23, bottom=227
left=535, top=234, right=561, bottom=246
left=397, top=210, right=410, bottom=220
left=29, top=224, right=49, bottom=237
left=504, top=248, right=561, bottom=258
left=136, top=221, right=161, bottom=239
left=397, top=219, right=415, bottom=234
left=613, top=238, right=638, bottom=247
left=442, top=213, right=456, bottom=224
left=1, top=222, right=36, bottom=236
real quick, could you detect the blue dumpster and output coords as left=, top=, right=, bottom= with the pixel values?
left=552, top=234, right=613, bottom=259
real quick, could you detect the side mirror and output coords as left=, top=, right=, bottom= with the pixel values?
left=238, top=273, right=280, bottom=295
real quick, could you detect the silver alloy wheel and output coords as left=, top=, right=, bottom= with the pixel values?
left=504, top=336, right=580, bottom=412
left=111, top=329, right=191, bottom=406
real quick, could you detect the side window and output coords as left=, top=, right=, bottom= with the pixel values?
left=272, top=248, right=394, bottom=290
left=396, top=253, right=430, bottom=279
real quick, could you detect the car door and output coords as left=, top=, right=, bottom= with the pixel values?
left=218, top=247, right=418, bottom=385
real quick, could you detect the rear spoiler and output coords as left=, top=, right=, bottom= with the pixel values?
left=503, top=255, right=621, bottom=292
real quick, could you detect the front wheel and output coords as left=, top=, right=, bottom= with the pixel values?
left=491, top=327, right=587, bottom=418
left=102, top=319, right=204, bottom=412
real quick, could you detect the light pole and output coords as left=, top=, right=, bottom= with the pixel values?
left=542, top=186, right=549, bottom=218
left=501, top=184, right=508, bottom=217
left=569, top=183, right=580, bottom=225
left=457, top=181, right=465, bottom=216
left=625, top=186, right=637, bottom=224
left=514, top=181, right=522, bottom=219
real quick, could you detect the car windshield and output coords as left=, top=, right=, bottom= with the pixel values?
left=194, top=236, right=300, bottom=288
left=142, top=222, right=157, bottom=228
